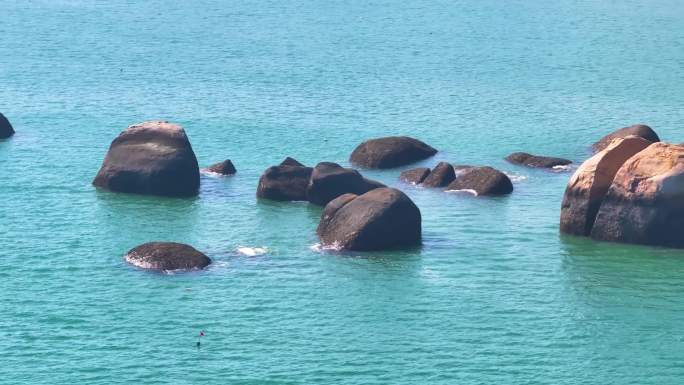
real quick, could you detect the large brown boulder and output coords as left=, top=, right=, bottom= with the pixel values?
left=316, top=188, right=421, bottom=251
left=589, top=143, right=684, bottom=247
left=592, top=124, right=659, bottom=152
left=204, top=159, right=236, bottom=175
left=505, top=152, right=572, bottom=169
left=257, top=158, right=312, bottom=201
left=350, top=136, right=437, bottom=169
left=446, top=166, right=513, bottom=196
left=306, top=162, right=385, bottom=206
left=400, top=167, right=431, bottom=185
left=422, top=162, right=456, bottom=187
left=125, top=242, right=211, bottom=271
left=0, top=113, right=15, bottom=139
left=560, top=136, right=652, bottom=236
left=93, top=121, right=200, bottom=197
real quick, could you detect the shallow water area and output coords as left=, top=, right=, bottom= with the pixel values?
left=2, top=0, right=684, bottom=384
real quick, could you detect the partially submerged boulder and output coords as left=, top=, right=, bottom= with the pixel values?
left=350, top=136, right=437, bottom=169
left=422, top=162, right=456, bottom=187
left=560, top=136, right=651, bottom=236
left=446, top=166, right=513, bottom=196
left=400, top=167, right=431, bottom=185
left=316, top=188, right=421, bottom=251
left=0, top=113, right=15, bottom=139
left=505, top=152, right=572, bottom=169
left=257, top=158, right=312, bottom=201
left=125, top=242, right=211, bottom=271
left=307, top=162, right=384, bottom=206
left=205, top=159, right=236, bottom=175
left=93, top=121, right=200, bottom=197
left=589, top=143, right=684, bottom=247
left=592, top=124, right=659, bottom=152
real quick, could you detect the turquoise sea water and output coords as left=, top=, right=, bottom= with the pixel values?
left=2, top=0, right=684, bottom=383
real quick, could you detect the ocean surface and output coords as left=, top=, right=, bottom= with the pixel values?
left=2, top=0, right=684, bottom=384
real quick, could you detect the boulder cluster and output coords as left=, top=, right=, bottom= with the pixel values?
left=560, top=124, right=684, bottom=248
left=401, top=162, right=513, bottom=196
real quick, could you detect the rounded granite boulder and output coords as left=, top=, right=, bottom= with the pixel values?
left=256, top=158, right=313, bottom=201
left=560, top=136, right=652, bottom=236
left=446, top=166, right=513, bottom=196
left=350, top=136, right=437, bottom=169
left=316, top=187, right=421, bottom=251
left=306, top=162, right=385, bottom=206
left=205, top=159, right=236, bottom=175
left=592, top=124, right=659, bottom=153
left=93, top=121, right=200, bottom=197
left=505, top=152, right=572, bottom=169
left=0, top=113, right=15, bottom=139
left=124, top=242, right=211, bottom=271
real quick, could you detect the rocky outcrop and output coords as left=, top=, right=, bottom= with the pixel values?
left=316, top=188, right=421, bottom=251
left=125, top=242, right=211, bottom=271
left=350, top=136, right=437, bottom=169
left=505, top=152, right=572, bottom=169
left=589, top=143, right=684, bottom=247
left=592, top=124, right=659, bottom=152
left=446, top=166, right=513, bottom=196
left=93, top=121, right=200, bottom=197
left=400, top=168, right=431, bottom=185
left=307, top=162, right=385, bottom=206
left=560, top=136, right=652, bottom=236
left=422, top=162, right=456, bottom=187
left=257, top=159, right=312, bottom=201
left=0, top=113, right=15, bottom=139
left=205, top=159, right=236, bottom=175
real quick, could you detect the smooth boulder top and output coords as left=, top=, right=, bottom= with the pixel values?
left=0, top=113, right=14, bottom=139
left=560, top=136, right=652, bottom=236
left=422, top=162, right=457, bottom=187
left=505, top=152, right=572, bottom=169
left=592, top=124, right=659, bottom=152
left=446, top=166, right=513, bottom=196
left=205, top=159, right=236, bottom=175
left=125, top=242, right=211, bottom=271
left=400, top=167, right=431, bottom=185
left=256, top=158, right=312, bottom=201
left=316, top=187, right=422, bottom=251
left=590, top=142, right=684, bottom=247
left=350, top=136, right=437, bottom=169
left=306, top=162, right=385, bottom=206
left=93, top=121, right=200, bottom=197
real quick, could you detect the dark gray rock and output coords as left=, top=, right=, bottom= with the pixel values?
left=316, top=188, right=422, bottom=251
left=306, top=162, right=385, bottom=206
left=257, top=161, right=313, bottom=201
left=400, top=167, right=431, bottom=185
left=280, top=157, right=305, bottom=167
left=0, top=113, right=15, bottom=139
left=350, top=136, right=437, bottom=169
left=422, top=162, right=456, bottom=187
left=505, top=152, right=572, bottom=169
left=93, top=121, right=200, bottom=197
left=205, top=159, right=236, bottom=175
left=124, top=242, right=211, bottom=271
left=446, top=166, right=513, bottom=196
left=592, top=124, right=659, bottom=152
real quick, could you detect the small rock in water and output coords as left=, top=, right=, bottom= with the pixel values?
left=124, top=242, right=211, bottom=271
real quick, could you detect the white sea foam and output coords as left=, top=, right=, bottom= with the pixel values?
left=200, top=169, right=224, bottom=178
left=310, top=242, right=344, bottom=252
left=445, top=189, right=479, bottom=196
left=506, top=173, right=528, bottom=182
left=236, top=246, right=269, bottom=256
left=552, top=165, right=571, bottom=171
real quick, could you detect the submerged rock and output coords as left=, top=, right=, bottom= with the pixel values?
left=125, top=242, right=211, bottom=271
left=505, top=152, right=572, bottom=169
left=446, top=166, right=513, bottom=196
left=400, top=167, right=431, bottom=185
left=205, top=159, right=236, bottom=175
left=306, top=162, right=384, bottom=206
left=592, top=124, right=659, bottom=152
left=316, top=188, right=421, bottom=251
left=422, top=162, right=456, bottom=187
left=589, top=142, right=684, bottom=247
left=560, top=136, right=651, bottom=236
left=350, top=136, right=437, bottom=169
left=93, top=121, right=200, bottom=197
left=0, top=113, right=15, bottom=139
left=257, top=159, right=313, bottom=201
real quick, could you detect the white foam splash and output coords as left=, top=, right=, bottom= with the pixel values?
left=310, top=242, right=344, bottom=252
left=445, top=189, right=479, bottom=196
left=236, top=246, right=269, bottom=257
left=200, top=169, right=224, bottom=178
left=552, top=165, right=571, bottom=171
left=506, top=173, right=528, bottom=182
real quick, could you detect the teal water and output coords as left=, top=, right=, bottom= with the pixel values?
left=2, top=0, right=684, bottom=383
